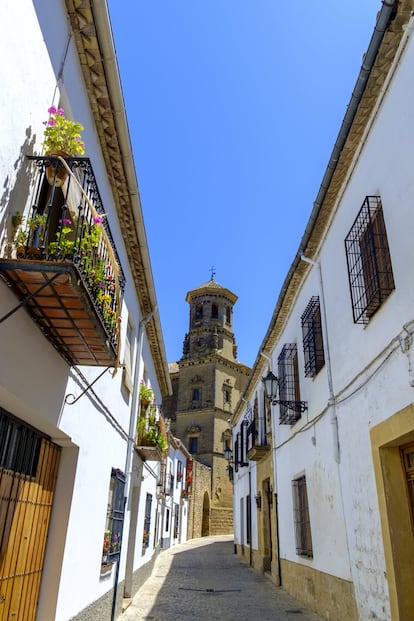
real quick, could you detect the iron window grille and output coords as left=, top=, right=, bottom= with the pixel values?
left=301, top=297, right=325, bottom=378
left=142, top=493, right=152, bottom=549
left=105, top=468, right=126, bottom=562
left=0, top=408, right=43, bottom=477
left=277, top=344, right=302, bottom=425
left=345, top=196, right=395, bottom=324
left=292, top=475, right=313, bottom=558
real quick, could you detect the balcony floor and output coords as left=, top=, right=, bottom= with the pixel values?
left=0, top=258, right=117, bottom=367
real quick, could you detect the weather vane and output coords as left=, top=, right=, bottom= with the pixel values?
left=209, top=265, right=216, bottom=281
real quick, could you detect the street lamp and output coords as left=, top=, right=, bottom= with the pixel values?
left=262, top=370, right=307, bottom=413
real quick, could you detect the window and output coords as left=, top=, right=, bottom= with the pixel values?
left=142, top=493, right=152, bottom=550
left=192, top=388, right=200, bottom=401
left=0, top=409, right=42, bottom=477
left=278, top=344, right=302, bottom=425
left=189, top=437, right=198, bottom=454
left=246, top=495, right=251, bottom=545
left=173, top=504, right=179, bottom=538
left=195, top=304, right=203, bottom=320
left=165, top=508, right=170, bottom=532
left=211, top=304, right=218, bottom=319
left=225, top=307, right=231, bottom=324
left=240, top=420, right=248, bottom=466
left=223, top=388, right=231, bottom=403
left=292, top=475, right=313, bottom=557
left=104, top=468, right=126, bottom=561
left=301, top=297, right=325, bottom=378
left=345, top=196, right=395, bottom=324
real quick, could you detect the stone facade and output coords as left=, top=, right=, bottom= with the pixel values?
left=164, top=278, right=250, bottom=536
left=187, top=460, right=212, bottom=539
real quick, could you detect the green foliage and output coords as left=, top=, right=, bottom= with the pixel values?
left=136, top=414, right=168, bottom=453
left=42, top=105, right=85, bottom=156
left=139, top=382, right=154, bottom=403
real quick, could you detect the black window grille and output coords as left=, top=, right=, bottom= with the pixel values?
left=301, top=297, right=325, bottom=378
left=234, top=435, right=239, bottom=473
left=345, top=196, right=395, bottom=324
left=246, top=494, right=251, bottom=545
left=0, top=408, right=43, bottom=477
left=278, top=344, right=302, bottom=425
left=143, top=493, right=153, bottom=549
left=104, top=468, right=126, bottom=562
left=292, top=475, right=313, bottom=557
left=173, top=503, right=180, bottom=538
left=240, top=420, right=249, bottom=466
left=247, top=419, right=256, bottom=451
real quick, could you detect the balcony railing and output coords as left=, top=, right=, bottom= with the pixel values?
left=0, top=155, right=125, bottom=367
left=246, top=419, right=270, bottom=462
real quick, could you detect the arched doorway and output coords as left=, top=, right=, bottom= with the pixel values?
left=201, top=491, right=210, bottom=536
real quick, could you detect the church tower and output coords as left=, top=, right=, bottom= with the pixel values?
left=165, top=276, right=250, bottom=535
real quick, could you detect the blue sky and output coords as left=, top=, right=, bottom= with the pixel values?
left=108, top=1, right=379, bottom=368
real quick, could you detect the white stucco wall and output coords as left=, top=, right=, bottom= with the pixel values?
left=267, top=19, right=414, bottom=621
left=0, top=2, right=166, bottom=620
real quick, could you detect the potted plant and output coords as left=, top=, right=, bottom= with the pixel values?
left=139, top=382, right=154, bottom=408
left=42, top=105, right=85, bottom=185
left=48, top=217, right=75, bottom=259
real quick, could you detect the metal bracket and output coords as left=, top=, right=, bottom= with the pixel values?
left=65, top=366, right=114, bottom=405
left=0, top=272, right=61, bottom=324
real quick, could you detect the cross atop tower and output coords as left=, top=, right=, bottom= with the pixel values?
left=209, top=265, right=216, bottom=281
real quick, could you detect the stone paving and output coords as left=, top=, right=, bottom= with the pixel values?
left=117, top=535, right=326, bottom=621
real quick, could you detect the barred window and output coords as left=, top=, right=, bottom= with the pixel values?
left=104, top=468, right=126, bottom=562
left=278, top=344, right=302, bottom=425
left=142, top=493, right=153, bottom=550
left=292, top=475, right=313, bottom=558
left=0, top=409, right=42, bottom=477
left=345, top=196, right=395, bottom=324
left=301, top=297, right=325, bottom=377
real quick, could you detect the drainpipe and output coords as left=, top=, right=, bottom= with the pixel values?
left=300, top=256, right=339, bottom=463
left=111, top=308, right=157, bottom=621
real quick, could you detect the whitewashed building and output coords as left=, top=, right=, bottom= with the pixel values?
left=157, top=435, right=190, bottom=549
left=0, top=2, right=171, bottom=621
left=232, top=2, right=414, bottom=620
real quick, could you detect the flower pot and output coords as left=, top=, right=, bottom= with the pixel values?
left=45, top=150, right=70, bottom=187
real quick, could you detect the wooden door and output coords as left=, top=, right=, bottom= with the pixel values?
left=0, top=437, right=60, bottom=621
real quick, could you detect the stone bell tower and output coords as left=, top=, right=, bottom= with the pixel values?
left=165, top=275, right=250, bottom=536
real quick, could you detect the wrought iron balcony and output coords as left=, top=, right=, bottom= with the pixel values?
left=0, top=155, right=125, bottom=367
left=246, top=419, right=270, bottom=462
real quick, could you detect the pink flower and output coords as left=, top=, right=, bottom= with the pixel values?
left=57, top=108, right=65, bottom=116
left=47, top=118, right=56, bottom=127
left=48, top=105, right=57, bottom=114
left=93, top=216, right=103, bottom=224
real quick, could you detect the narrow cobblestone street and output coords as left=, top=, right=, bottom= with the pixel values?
left=118, top=536, right=326, bottom=621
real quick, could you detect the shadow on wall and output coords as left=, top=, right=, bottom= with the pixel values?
left=0, top=127, right=37, bottom=254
